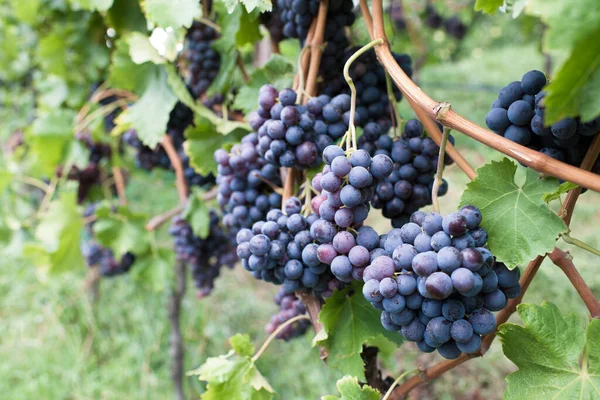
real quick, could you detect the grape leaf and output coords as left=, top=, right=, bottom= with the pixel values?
left=182, top=191, right=211, bottom=239
left=68, top=0, right=114, bottom=11
left=185, top=114, right=248, bottom=176
left=542, top=181, right=578, bottom=204
left=498, top=302, right=600, bottom=399
left=26, top=109, right=76, bottom=175
left=144, top=0, right=201, bottom=29
left=126, top=32, right=166, bottom=65
left=315, top=281, right=403, bottom=380
left=221, top=0, right=272, bottom=13
left=92, top=204, right=150, bottom=258
left=541, top=28, right=600, bottom=124
left=233, top=55, right=295, bottom=114
left=474, top=0, right=503, bottom=14
left=230, top=334, right=255, bottom=357
left=116, top=68, right=178, bottom=148
left=190, top=334, right=275, bottom=400
left=23, top=189, right=84, bottom=274
left=459, top=158, right=567, bottom=269
left=321, top=376, right=381, bottom=400
left=107, top=0, right=147, bottom=34
left=108, top=39, right=158, bottom=94
left=8, top=0, right=41, bottom=24
left=0, top=170, right=12, bottom=194
left=130, top=249, right=172, bottom=291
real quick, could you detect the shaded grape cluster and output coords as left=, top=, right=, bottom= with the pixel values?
left=214, top=135, right=282, bottom=233
left=486, top=70, right=600, bottom=168
left=169, top=213, right=237, bottom=297
left=265, top=288, right=311, bottom=341
left=360, top=119, right=450, bottom=227
left=361, top=207, right=521, bottom=359
left=236, top=196, right=343, bottom=295
left=185, top=21, right=220, bottom=99
left=278, top=0, right=319, bottom=40
left=319, top=0, right=356, bottom=82
left=260, top=4, right=286, bottom=43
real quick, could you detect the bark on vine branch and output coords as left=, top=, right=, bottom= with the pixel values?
left=161, top=134, right=189, bottom=204
left=304, top=0, right=329, bottom=98
left=145, top=187, right=218, bottom=232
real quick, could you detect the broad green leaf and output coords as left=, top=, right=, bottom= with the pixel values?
left=8, top=0, right=41, bottom=24
left=130, top=249, right=171, bottom=291
left=25, top=190, right=84, bottom=274
left=221, top=0, right=272, bottom=13
left=322, top=376, right=381, bottom=400
left=182, top=192, right=211, bottom=238
left=498, top=302, right=600, bottom=399
left=542, top=181, right=578, bottom=204
left=474, top=0, right=503, bottom=14
left=185, top=116, right=248, bottom=176
left=233, top=55, right=295, bottom=114
left=0, top=170, right=12, bottom=193
left=107, top=0, right=147, bottom=33
left=116, top=69, right=178, bottom=148
left=230, top=334, right=255, bottom=357
left=27, top=109, right=76, bottom=175
left=36, top=75, right=69, bottom=109
left=108, top=39, right=157, bottom=94
left=144, top=0, right=201, bottom=29
left=126, top=32, right=165, bottom=64
left=316, top=282, right=403, bottom=380
left=92, top=204, right=150, bottom=258
left=542, top=28, right=600, bottom=124
left=459, top=158, right=567, bottom=269
left=68, top=0, right=114, bottom=11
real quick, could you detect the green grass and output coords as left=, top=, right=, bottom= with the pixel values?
left=2, top=17, right=600, bottom=400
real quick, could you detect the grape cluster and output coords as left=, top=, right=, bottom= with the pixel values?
left=309, top=146, right=394, bottom=282
left=277, top=0, right=319, bottom=40
left=214, top=135, right=282, bottom=233
left=422, top=6, right=467, bottom=40
left=265, top=288, right=311, bottom=341
left=260, top=4, right=286, bottom=43
left=250, top=85, right=355, bottom=169
left=485, top=70, right=600, bottom=168
left=360, top=120, right=450, bottom=227
left=236, top=196, right=343, bottom=295
left=361, top=207, right=521, bottom=358
left=122, top=130, right=171, bottom=170
left=185, top=21, right=220, bottom=99
left=319, top=0, right=356, bottom=82
left=169, top=213, right=237, bottom=297
left=324, top=48, right=412, bottom=129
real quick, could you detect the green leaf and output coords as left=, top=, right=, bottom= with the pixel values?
left=185, top=115, right=248, bottom=176
left=233, top=55, right=295, bottom=114
left=459, top=158, right=567, bottom=269
left=182, top=192, right=211, bottom=238
left=322, top=376, right=381, bottom=400
left=126, top=32, right=165, bottom=64
left=473, top=0, right=503, bottom=14
left=116, top=68, right=178, bottom=148
left=0, top=170, right=12, bottom=194
left=108, top=39, right=158, bottom=94
left=316, top=282, right=403, bottom=380
left=24, top=189, right=84, bottom=274
left=542, top=181, right=579, bottom=204
left=144, top=0, right=201, bottom=29
left=130, top=249, right=171, bottom=291
left=221, top=0, right=272, bottom=13
left=92, top=204, right=150, bottom=258
left=68, top=0, right=114, bottom=11
left=107, top=0, right=147, bottom=34
left=541, top=28, right=600, bottom=124
left=8, top=0, right=41, bottom=24
left=27, top=109, right=76, bottom=175
left=230, top=334, right=255, bottom=357
left=498, top=302, right=600, bottom=399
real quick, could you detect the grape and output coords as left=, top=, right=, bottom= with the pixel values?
left=414, top=232, right=433, bottom=252
left=486, top=108, right=510, bottom=133
left=348, top=245, right=370, bottom=267
left=331, top=256, right=353, bottom=281
left=451, top=268, right=475, bottom=292
left=367, top=256, right=396, bottom=281
left=450, top=319, right=473, bottom=343
left=381, top=311, right=401, bottom=332
left=461, top=248, right=483, bottom=271
left=265, top=289, right=311, bottom=341
left=521, top=70, right=547, bottom=95
left=363, top=279, right=383, bottom=302
left=396, top=273, right=417, bottom=295
left=483, top=289, right=507, bottom=311
left=497, top=81, right=524, bottom=108
left=379, top=277, right=398, bottom=298
left=458, top=205, right=482, bottom=229
left=460, top=273, right=483, bottom=297
left=383, top=294, right=406, bottom=313
left=551, top=118, right=578, bottom=139
left=425, top=272, right=453, bottom=299
left=417, top=340, right=436, bottom=353
left=422, top=212, right=443, bottom=235
left=437, top=246, right=462, bottom=273
left=503, top=285, right=521, bottom=299
left=331, top=156, right=353, bottom=177
left=469, top=308, right=496, bottom=335
left=412, top=251, right=438, bottom=276
left=495, top=263, right=520, bottom=288
left=357, top=226, right=380, bottom=250
left=371, top=154, right=394, bottom=179
left=442, top=299, right=465, bottom=321
left=507, top=100, right=534, bottom=126
left=481, top=270, right=498, bottom=293
left=348, top=166, right=374, bottom=188
left=421, top=298, right=442, bottom=317
left=185, top=22, right=221, bottom=98
left=317, top=243, right=338, bottom=264
left=400, top=222, right=422, bottom=244
left=438, top=341, right=462, bottom=359
left=442, top=213, right=468, bottom=236
left=332, top=231, right=356, bottom=254
left=401, top=319, right=426, bottom=342
left=456, top=333, right=481, bottom=354
left=391, top=308, right=415, bottom=325
left=406, top=292, right=424, bottom=309
left=426, top=317, right=452, bottom=343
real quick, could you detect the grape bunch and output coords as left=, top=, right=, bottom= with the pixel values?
left=169, top=213, right=237, bottom=297
left=308, top=146, right=394, bottom=282
left=361, top=206, right=521, bottom=359
left=485, top=70, right=600, bottom=168
left=319, top=0, right=356, bottom=82
left=277, top=0, right=319, bottom=40
left=185, top=21, right=220, bottom=99
left=423, top=5, right=467, bottom=40
left=359, top=120, right=450, bottom=227
left=260, top=4, right=286, bottom=43
left=122, top=130, right=171, bottom=171
left=214, top=135, right=283, bottom=233
left=324, top=48, right=412, bottom=129
left=250, top=85, right=355, bottom=169
left=265, top=288, right=311, bottom=341
left=236, top=196, right=343, bottom=295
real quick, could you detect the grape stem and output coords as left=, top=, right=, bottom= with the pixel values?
left=560, top=233, right=600, bottom=258
left=145, top=187, right=218, bottom=232
left=161, top=134, right=189, bottom=204
left=197, top=17, right=221, bottom=33
left=381, top=369, right=419, bottom=400
left=431, top=126, right=450, bottom=213
left=343, top=38, right=384, bottom=151
left=251, top=315, right=311, bottom=362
